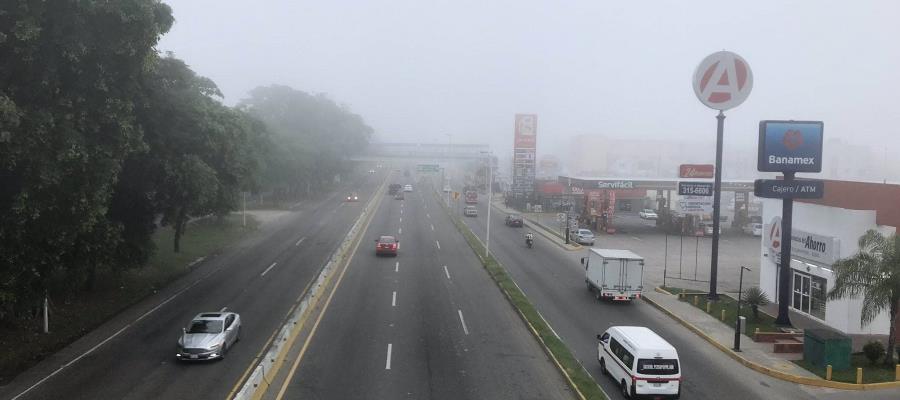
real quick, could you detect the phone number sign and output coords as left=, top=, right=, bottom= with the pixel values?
left=678, top=181, right=714, bottom=197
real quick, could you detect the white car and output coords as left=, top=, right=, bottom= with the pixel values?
left=403, top=184, right=413, bottom=192
left=598, top=326, right=681, bottom=399
left=573, top=228, right=595, bottom=245
left=443, top=185, right=451, bottom=193
left=743, top=222, right=762, bottom=236
left=368, top=169, right=376, bottom=174
left=177, top=312, right=241, bottom=361
left=639, top=209, right=658, bottom=220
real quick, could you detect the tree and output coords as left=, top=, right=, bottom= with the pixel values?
left=827, top=230, right=900, bottom=367
left=0, top=1, right=174, bottom=310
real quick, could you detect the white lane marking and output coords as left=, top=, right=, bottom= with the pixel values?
left=430, top=224, right=434, bottom=231
left=426, top=213, right=431, bottom=219
left=385, top=343, right=393, bottom=370
left=435, top=240, right=441, bottom=250
left=400, top=209, right=403, bottom=215
left=395, top=262, right=399, bottom=272
left=220, top=306, right=228, bottom=312
left=260, top=262, right=278, bottom=277
left=295, top=237, right=306, bottom=246
left=399, top=217, right=402, bottom=223
left=631, top=236, right=642, bottom=241
left=398, top=227, right=402, bottom=235
left=443, top=265, right=451, bottom=280
left=457, top=309, right=469, bottom=335
left=392, top=291, right=397, bottom=307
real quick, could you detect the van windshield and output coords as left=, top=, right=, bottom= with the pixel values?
left=637, top=359, right=679, bottom=375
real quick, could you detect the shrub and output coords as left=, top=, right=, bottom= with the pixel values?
left=743, top=286, right=769, bottom=320
left=862, top=341, right=885, bottom=366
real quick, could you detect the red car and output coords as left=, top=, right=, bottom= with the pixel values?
left=375, top=235, right=399, bottom=256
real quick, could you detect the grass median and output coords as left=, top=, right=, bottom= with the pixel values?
left=440, top=195, right=606, bottom=400
left=0, top=213, right=258, bottom=384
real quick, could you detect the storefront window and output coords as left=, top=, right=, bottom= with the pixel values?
left=791, top=270, right=827, bottom=321
left=810, top=276, right=827, bottom=320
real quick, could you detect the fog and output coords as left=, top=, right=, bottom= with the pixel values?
left=159, top=0, right=900, bottom=180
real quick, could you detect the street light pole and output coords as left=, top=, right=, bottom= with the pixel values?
left=483, top=152, right=493, bottom=258
left=734, top=265, right=751, bottom=351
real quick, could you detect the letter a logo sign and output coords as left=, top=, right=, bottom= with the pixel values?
left=692, top=51, right=753, bottom=111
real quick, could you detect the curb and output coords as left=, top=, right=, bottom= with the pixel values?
left=644, top=288, right=900, bottom=391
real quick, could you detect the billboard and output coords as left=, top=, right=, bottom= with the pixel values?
left=757, top=121, right=824, bottom=172
left=512, top=114, right=537, bottom=195
left=679, top=164, right=715, bottom=178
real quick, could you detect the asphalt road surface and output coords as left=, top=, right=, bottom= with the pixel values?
left=275, top=179, right=573, bottom=399
left=462, top=198, right=900, bottom=400
left=1, top=167, right=389, bottom=400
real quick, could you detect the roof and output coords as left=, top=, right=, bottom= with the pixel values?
left=591, top=248, right=643, bottom=260
left=796, top=179, right=900, bottom=228
left=194, top=313, right=227, bottom=320
left=613, top=326, right=675, bottom=351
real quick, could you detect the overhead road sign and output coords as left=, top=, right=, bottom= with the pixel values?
left=416, top=164, right=440, bottom=172
left=754, top=179, right=824, bottom=199
left=678, top=181, right=714, bottom=196
left=692, top=51, right=754, bottom=111
left=757, top=120, right=824, bottom=173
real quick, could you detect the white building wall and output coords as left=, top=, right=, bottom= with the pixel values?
left=759, top=199, right=895, bottom=335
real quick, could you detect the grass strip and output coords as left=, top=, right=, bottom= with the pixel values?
left=439, top=194, right=606, bottom=400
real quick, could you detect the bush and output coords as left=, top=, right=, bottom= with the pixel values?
left=743, top=286, right=769, bottom=320
left=862, top=341, right=885, bottom=366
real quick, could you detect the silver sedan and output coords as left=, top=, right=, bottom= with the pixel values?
left=176, top=311, right=241, bottom=361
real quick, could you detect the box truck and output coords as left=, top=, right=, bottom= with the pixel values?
left=581, top=248, right=645, bottom=301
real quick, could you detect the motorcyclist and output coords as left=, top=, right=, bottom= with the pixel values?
left=525, top=232, right=535, bottom=247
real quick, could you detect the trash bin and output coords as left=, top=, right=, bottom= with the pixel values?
left=804, top=328, right=851, bottom=370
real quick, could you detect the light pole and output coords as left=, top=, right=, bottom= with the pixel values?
left=481, top=151, right=493, bottom=258
left=446, top=134, right=452, bottom=207
left=734, top=265, right=751, bottom=351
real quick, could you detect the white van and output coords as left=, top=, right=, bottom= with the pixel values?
left=597, top=326, right=681, bottom=399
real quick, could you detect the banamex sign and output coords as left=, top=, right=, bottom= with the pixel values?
left=692, top=51, right=753, bottom=111
left=679, top=164, right=714, bottom=179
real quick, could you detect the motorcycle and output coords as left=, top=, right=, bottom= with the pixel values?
left=525, top=237, right=534, bottom=248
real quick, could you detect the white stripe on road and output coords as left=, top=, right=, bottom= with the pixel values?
left=220, top=306, right=228, bottom=312
left=395, top=262, right=399, bottom=272
left=295, top=237, right=306, bottom=246
left=631, top=236, right=642, bottom=241
left=392, top=291, right=397, bottom=307
left=398, top=227, right=402, bottom=235
left=435, top=240, right=441, bottom=250
left=385, top=344, right=393, bottom=370
left=443, top=265, right=451, bottom=280
left=400, top=209, right=403, bottom=215
left=399, top=217, right=402, bottom=223
left=458, top=309, right=469, bottom=335
left=426, top=213, right=431, bottom=219
left=430, top=224, right=434, bottom=231
left=260, top=262, right=278, bottom=277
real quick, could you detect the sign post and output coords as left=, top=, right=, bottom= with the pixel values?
left=692, top=51, right=753, bottom=300
left=756, top=120, right=825, bottom=326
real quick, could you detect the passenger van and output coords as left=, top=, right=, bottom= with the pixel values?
left=597, top=326, right=681, bottom=399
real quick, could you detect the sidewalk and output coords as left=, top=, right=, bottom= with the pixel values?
left=644, top=288, right=900, bottom=391
left=490, top=198, right=582, bottom=251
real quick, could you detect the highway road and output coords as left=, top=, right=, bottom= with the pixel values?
left=0, top=167, right=389, bottom=400
left=274, top=178, right=572, bottom=399
left=461, top=197, right=900, bottom=400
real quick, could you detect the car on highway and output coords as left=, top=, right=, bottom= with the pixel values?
left=388, top=183, right=402, bottom=195
left=639, top=208, right=658, bottom=220
left=346, top=192, right=359, bottom=202
left=464, top=205, right=478, bottom=217
left=573, top=228, right=595, bottom=245
left=743, top=222, right=762, bottom=236
left=505, top=213, right=523, bottom=227
left=403, top=184, right=413, bottom=192
left=177, top=312, right=241, bottom=361
left=597, top=326, right=681, bottom=399
left=375, top=235, right=399, bottom=256
left=702, top=223, right=721, bottom=236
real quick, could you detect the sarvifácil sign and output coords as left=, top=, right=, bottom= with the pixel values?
left=754, top=179, right=824, bottom=199
left=758, top=121, right=824, bottom=173
left=679, top=181, right=714, bottom=196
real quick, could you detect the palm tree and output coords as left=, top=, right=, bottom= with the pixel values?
left=827, top=230, right=900, bottom=367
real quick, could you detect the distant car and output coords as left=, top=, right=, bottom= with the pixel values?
left=177, top=312, right=241, bottom=361
left=403, top=184, right=413, bottom=192
left=346, top=192, right=359, bottom=202
left=505, top=214, right=523, bottom=227
left=388, top=184, right=402, bottom=195
left=639, top=209, right=658, bottom=220
left=395, top=192, right=404, bottom=200
left=702, top=224, right=722, bottom=236
left=375, top=235, right=399, bottom=256
left=464, top=205, right=478, bottom=217
left=743, top=222, right=762, bottom=236
left=573, top=228, right=595, bottom=245
left=368, top=169, right=376, bottom=174
left=443, top=185, right=451, bottom=193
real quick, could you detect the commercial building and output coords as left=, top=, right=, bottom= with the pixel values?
left=758, top=180, right=900, bottom=336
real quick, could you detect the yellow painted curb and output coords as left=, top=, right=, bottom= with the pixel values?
left=655, top=286, right=674, bottom=296
left=643, top=289, right=900, bottom=391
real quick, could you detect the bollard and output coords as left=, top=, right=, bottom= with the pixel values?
left=721, top=309, right=726, bottom=321
left=706, top=302, right=711, bottom=313
left=856, top=367, right=863, bottom=384
left=826, top=365, right=832, bottom=381
left=693, top=296, right=699, bottom=306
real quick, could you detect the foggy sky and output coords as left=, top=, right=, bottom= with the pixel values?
left=158, top=0, right=900, bottom=176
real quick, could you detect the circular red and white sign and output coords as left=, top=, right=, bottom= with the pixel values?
left=692, top=51, right=753, bottom=111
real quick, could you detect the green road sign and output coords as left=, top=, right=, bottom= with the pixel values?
left=416, top=164, right=440, bottom=172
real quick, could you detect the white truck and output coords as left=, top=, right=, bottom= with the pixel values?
left=581, top=248, right=645, bottom=301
